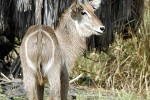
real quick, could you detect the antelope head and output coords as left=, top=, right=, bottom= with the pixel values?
left=71, top=0, right=105, bottom=37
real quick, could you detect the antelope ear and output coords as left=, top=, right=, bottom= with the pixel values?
left=90, top=0, right=102, bottom=9
left=72, top=0, right=83, bottom=12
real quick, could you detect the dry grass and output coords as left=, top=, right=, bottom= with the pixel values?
left=70, top=3, right=150, bottom=98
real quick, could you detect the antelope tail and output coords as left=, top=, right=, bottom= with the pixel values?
left=36, top=29, right=43, bottom=85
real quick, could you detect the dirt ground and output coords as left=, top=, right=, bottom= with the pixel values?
left=0, top=78, right=120, bottom=100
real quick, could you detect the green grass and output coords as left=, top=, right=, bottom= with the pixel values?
left=70, top=3, right=150, bottom=99
left=74, top=90, right=145, bottom=100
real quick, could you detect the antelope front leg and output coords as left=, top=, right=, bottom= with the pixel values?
left=60, top=66, right=69, bottom=100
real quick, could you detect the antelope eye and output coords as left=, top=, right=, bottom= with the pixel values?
left=81, top=11, right=87, bottom=15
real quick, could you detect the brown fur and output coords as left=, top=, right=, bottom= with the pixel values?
left=20, top=0, right=104, bottom=100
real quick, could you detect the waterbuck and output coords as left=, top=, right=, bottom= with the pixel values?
left=20, top=0, right=105, bottom=100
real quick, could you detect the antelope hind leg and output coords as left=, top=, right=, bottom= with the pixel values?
left=48, top=70, right=61, bottom=100
left=23, top=72, right=38, bottom=100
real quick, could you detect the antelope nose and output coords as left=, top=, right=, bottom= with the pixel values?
left=100, top=26, right=105, bottom=32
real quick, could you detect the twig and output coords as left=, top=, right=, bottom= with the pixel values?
left=69, top=73, right=84, bottom=84
left=80, top=68, right=97, bottom=75
left=0, top=79, right=23, bottom=85
left=13, top=48, right=19, bottom=56
left=84, top=56, right=99, bottom=62
left=0, top=72, right=11, bottom=82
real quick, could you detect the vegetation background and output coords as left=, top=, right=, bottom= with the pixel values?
left=69, top=0, right=150, bottom=99
left=0, top=0, right=149, bottom=99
